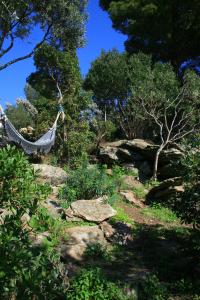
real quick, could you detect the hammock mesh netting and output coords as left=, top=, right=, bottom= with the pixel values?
left=4, top=118, right=56, bottom=154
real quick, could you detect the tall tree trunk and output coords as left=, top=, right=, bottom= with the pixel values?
left=104, top=105, right=107, bottom=122
left=153, top=145, right=164, bottom=180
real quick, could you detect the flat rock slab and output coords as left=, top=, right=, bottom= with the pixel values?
left=69, top=197, right=117, bottom=223
left=60, top=225, right=106, bottom=261
left=32, top=164, right=68, bottom=185
left=120, top=190, right=144, bottom=208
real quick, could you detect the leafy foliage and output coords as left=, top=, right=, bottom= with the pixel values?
left=0, top=0, right=87, bottom=71
left=0, top=146, right=68, bottom=298
left=139, top=274, right=167, bottom=300
left=5, top=102, right=34, bottom=129
left=59, top=163, right=115, bottom=207
left=67, top=267, right=131, bottom=300
left=84, top=50, right=148, bottom=139
left=174, top=146, right=200, bottom=229
left=100, top=0, right=200, bottom=69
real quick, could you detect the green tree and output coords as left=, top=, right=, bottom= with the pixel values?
left=0, top=0, right=87, bottom=71
left=100, top=0, right=200, bottom=70
left=84, top=49, right=128, bottom=121
left=27, top=44, right=91, bottom=161
left=5, top=102, right=34, bottom=129
left=129, top=53, right=200, bottom=179
left=84, top=49, right=144, bottom=139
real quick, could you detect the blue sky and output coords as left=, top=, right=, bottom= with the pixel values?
left=0, top=0, right=126, bottom=107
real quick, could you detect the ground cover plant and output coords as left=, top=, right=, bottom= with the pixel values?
left=0, top=146, right=68, bottom=299
left=59, top=163, right=117, bottom=207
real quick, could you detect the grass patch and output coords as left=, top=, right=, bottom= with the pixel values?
left=132, top=186, right=147, bottom=199
left=111, top=205, right=134, bottom=225
left=141, top=203, right=179, bottom=223
left=64, top=220, right=96, bottom=228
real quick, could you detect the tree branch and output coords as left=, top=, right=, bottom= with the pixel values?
left=0, top=25, right=51, bottom=71
left=0, top=33, right=14, bottom=58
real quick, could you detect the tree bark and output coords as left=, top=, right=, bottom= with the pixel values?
left=153, top=145, right=164, bottom=180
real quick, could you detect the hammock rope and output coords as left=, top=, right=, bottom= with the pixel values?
left=0, top=104, right=62, bottom=154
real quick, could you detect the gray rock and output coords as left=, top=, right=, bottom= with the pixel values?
left=32, top=164, right=68, bottom=185
left=159, top=148, right=184, bottom=164
left=43, top=199, right=64, bottom=218
left=69, top=196, right=117, bottom=223
left=30, top=231, right=50, bottom=247
left=120, top=190, right=145, bottom=208
left=99, top=146, right=118, bottom=163
left=146, top=177, right=184, bottom=204
left=60, top=226, right=107, bottom=261
left=125, top=139, right=155, bottom=150
left=122, top=175, right=142, bottom=189
left=99, top=139, right=185, bottom=180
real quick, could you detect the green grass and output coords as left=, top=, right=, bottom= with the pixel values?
left=141, top=203, right=179, bottom=223
left=132, top=186, right=147, bottom=199
left=64, top=220, right=97, bottom=228
left=111, top=205, right=134, bottom=225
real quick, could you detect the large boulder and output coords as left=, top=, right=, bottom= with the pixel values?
left=99, top=139, right=185, bottom=180
left=65, top=196, right=117, bottom=223
left=60, top=225, right=107, bottom=261
left=146, top=177, right=184, bottom=205
left=98, top=146, right=119, bottom=163
left=32, top=164, right=68, bottom=185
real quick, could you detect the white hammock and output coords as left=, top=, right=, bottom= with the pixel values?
left=0, top=105, right=61, bottom=154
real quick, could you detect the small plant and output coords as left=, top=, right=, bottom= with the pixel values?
left=139, top=274, right=167, bottom=300
left=67, top=267, right=132, bottom=300
left=84, top=243, right=110, bottom=261
left=132, top=186, right=147, bottom=199
left=59, top=163, right=115, bottom=207
left=112, top=165, right=139, bottom=191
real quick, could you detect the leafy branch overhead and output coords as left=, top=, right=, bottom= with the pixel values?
left=0, top=0, right=88, bottom=71
left=100, top=0, right=200, bottom=70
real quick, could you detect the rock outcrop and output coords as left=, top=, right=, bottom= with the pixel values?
left=32, top=164, right=68, bottom=185
left=146, top=177, right=184, bottom=205
left=60, top=225, right=107, bottom=261
left=65, top=196, right=117, bottom=223
left=120, top=191, right=145, bottom=208
left=98, top=139, right=184, bottom=180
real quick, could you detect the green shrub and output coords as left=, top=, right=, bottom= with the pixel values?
left=84, top=243, right=110, bottom=261
left=172, top=148, right=200, bottom=229
left=139, top=274, right=167, bottom=300
left=67, top=267, right=132, bottom=300
left=61, top=121, right=94, bottom=166
left=59, top=163, right=115, bottom=207
left=0, top=145, right=50, bottom=215
left=0, top=146, right=68, bottom=298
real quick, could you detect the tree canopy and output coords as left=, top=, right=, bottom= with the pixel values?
left=0, top=0, right=87, bottom=71
left=100, top=0, right=200, bottom=70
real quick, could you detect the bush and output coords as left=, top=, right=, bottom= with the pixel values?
left=59, top=163, right=115, bottom=207
left=84, top=243, right=110, bottom=261
left=0, top=146, right=68, bottom=299
left=139, top=274, right=167, bottom=300
left=67, top=267, right=132, bottom=300
left=60, top=121, right=94, bottom=166
left=174, top=147, right=200, bottom=229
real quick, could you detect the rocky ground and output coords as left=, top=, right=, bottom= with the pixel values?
left=27, top=163, right=198, bottom=300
